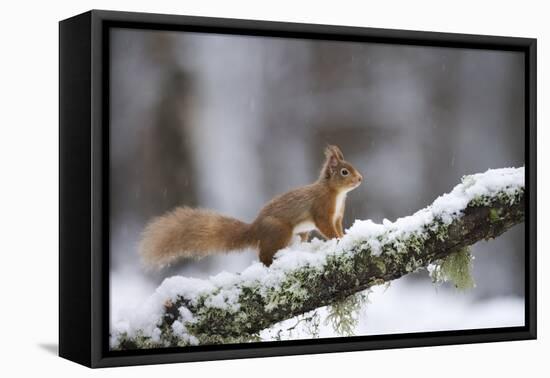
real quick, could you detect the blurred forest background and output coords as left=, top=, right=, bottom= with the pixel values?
left=109, top=28, right=525, bottom=336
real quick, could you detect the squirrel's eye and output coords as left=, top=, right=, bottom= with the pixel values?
left=340, top=168, right=349, bottom=176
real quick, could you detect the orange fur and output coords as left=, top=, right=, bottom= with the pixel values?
left=140, top=145, right=362, bottom=268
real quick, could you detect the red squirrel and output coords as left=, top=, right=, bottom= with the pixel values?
left=140, top=145, right=363, bottom=267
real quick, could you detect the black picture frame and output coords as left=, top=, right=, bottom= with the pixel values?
left=59, top=9, right=537, bottom=368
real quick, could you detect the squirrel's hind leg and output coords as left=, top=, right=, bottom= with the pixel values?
left=257, top=219, right=293, bottom=267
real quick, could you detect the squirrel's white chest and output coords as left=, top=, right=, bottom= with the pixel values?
left=333, top=192, right=347, bottom=223
left=292, top=191, right=348, bottom=235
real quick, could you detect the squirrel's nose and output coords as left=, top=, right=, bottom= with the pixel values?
left=357, top=175, right=363, bottom=183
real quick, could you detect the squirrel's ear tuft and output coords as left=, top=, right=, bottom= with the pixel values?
left=321, top=145, right=342, bottom=179
left=325, top=145, right=344, bottom=161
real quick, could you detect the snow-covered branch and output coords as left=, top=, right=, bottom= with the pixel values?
left=112, top=167, right=525, bottom=349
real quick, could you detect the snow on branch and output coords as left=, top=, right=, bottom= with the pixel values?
left=111, top=167, right=525, bottom=349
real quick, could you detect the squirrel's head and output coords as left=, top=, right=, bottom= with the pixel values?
left=319, top=145, right=363, bottom=191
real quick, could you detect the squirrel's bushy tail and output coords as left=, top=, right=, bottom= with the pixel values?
left=140, top=207, right=254, bottom=269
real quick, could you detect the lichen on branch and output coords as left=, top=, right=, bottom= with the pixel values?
left=428, top=246, right=475, bottom=290
left=111, top=167, right=525, bottom=350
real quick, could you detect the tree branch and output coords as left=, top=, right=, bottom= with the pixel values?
left=111, top=167, right=525, bottom=349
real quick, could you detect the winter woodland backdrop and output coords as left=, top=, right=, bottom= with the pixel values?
left=109, top=28, right=525, bottom=339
